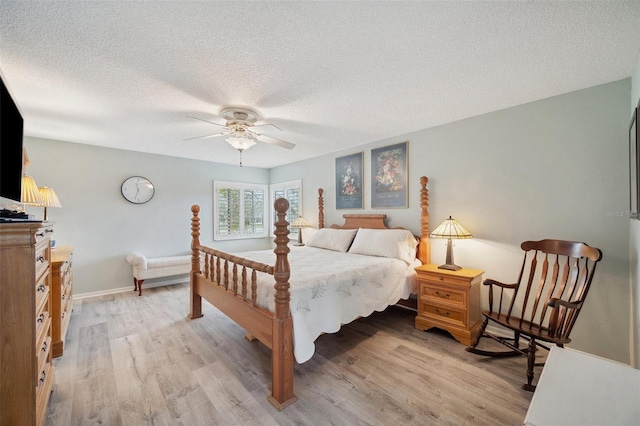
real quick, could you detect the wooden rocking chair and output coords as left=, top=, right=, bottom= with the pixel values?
left=466, top=239, right=602, bottom=391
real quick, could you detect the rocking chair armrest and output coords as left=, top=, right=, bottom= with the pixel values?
left=483, top=278, right=518, bottom=289
left=548, top=297, right=583, bottom=310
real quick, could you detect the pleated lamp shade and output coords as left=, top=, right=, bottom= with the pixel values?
left=38, top=187, right=62, bottom=208
left=38, top=186, right=62, bottom=221
left=21, top=175, right=44, bottom=205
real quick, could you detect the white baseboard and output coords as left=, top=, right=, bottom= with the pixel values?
left=74, top=277, right=188, bottom=300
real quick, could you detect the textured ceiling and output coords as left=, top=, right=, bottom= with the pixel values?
left=1, top=1, right=639, bottom=168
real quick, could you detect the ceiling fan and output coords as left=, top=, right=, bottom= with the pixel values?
left=186, top=107, right=295, bottom=165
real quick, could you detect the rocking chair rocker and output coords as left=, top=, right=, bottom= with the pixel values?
left=466, top=239, right=602, bottom=391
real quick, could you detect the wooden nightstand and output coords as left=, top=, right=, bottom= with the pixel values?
left=414, top=264, right=484, bottom=345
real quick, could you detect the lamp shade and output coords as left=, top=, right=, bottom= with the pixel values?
left=21, top=175, right=44, bottom=205
left=291, top=216, right=311, bottom=246
left=38, top=187, right=62, bottom=208
left=431, top=216, right=472, bottom=271
left=291, top=216, right=311, bottom=229
left=431, top=216, right=472, bottom=239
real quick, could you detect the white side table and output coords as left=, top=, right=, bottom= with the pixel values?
left=524, top=346, right=640, bottom=426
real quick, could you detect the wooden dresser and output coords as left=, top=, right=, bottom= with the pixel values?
left=51, top=245, right=74, bottom=358
left=414, top=264, right=484, bottom=346
left=0, top=222, right=55, bottom=426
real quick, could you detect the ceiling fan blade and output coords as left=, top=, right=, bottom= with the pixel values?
left=251, top=122, right=283, bottom=132
left=187, top=116, right=225, bottom=127
left=183, top=132, right=227, bottom=141
left=255, top=133, right=296, bottom=150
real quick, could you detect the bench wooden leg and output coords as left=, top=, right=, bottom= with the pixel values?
left=133, top=278, right=144, bottom=296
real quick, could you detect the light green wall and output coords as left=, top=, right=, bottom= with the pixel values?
left=22, top=139, right=272, bottom=296
left=272, top=79, right=632, bottom=364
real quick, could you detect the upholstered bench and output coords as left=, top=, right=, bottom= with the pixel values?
left=125, top=252, right=191, bottom=296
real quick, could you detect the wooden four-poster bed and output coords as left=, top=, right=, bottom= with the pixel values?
left=188, top=176, right=430, bottom=409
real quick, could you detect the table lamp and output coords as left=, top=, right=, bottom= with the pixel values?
left=21, top=175, right=44, bottom=209
left=431, top=216, right=472, bottom=271
left=291, top=216, right=311, bottom=246
left=38, top=186, right=62, bottom=220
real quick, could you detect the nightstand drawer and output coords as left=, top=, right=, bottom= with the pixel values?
left=421, top=283, right=466, bottom=306
left=418, top=272, right=477, bottom=287
left=421, top=302, right=465, bottom=328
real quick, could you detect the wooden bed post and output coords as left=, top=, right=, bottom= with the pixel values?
left=418, top=176, right=430, bottom=265
left=268, top=198, right=297, bottom=410
left=189, top=205, right=203, bottom=319
left=318, top=188, right=324, bottom=229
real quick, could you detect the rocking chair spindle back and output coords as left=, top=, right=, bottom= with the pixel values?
left=467, top=239, right=602, bottom=391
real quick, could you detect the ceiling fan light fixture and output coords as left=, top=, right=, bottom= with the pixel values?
left=226, top=136, right=256, bottom=151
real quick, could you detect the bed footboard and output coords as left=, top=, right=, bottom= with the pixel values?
left=188, top=199, right=297, bottom=410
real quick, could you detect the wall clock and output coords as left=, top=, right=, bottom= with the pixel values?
left=121, top=176, right=155, bottom=204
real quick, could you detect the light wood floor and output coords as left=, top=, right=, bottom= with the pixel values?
left=46, top=283, right=534, bottom=425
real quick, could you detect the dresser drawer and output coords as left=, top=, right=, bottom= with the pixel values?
left=35, top=359, right=53, bottom=398
left=421, top=283, right=466, bottom=307
left=421, top=302, right=466, bottom=328
left=35, top=310, right=50, bottom=350
left=34, top=226, right=53, bottom=244
left=35, top=240, right=50, bottom=282
left=36, top=333, right=52, bottom=381
left=35, top=278, right=49, bottom=316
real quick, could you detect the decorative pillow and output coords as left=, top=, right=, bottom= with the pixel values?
left=348, top=228, right=418, bottom=264
left=306, top=228, right=358, bottom=253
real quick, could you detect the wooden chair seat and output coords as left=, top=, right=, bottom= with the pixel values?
left=482, top=311, right=570, bottom=346
left=466, top=239, right=602, bottom=391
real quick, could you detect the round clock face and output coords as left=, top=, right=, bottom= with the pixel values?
left=121, top=176, right=155, bottom=204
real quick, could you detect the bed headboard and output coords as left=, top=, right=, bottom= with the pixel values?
left=316, top=176, right=430, bottom=264
left=329, top=214, right=388, bottom=230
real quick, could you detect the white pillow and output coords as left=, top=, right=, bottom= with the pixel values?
left=348, top=228, right=418, bottom=264
left=306, top=228, right=358, bottom=253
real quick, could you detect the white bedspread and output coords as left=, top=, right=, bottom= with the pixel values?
left=234, top=246, right=419, bottom=363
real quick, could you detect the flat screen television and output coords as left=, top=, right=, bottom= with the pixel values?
left=0, top=73, right=25, bottom=203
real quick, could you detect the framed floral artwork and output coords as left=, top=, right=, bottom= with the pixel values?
left=335, top=152, right=363, bottom=209
left=371, top=141, right=408, bottom=208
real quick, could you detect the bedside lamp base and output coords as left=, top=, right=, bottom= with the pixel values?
left=437, top=238, right=462, bottom=271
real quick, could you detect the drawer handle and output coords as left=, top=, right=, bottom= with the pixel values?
left=37, top=255, right=45, bottom=263
left=62, top=312, right=65, bottom=320
left=37, top=313, right=45, bottom=323
left=435, top=308, right=450, bottom=317
left=41, top=341, right=48, bottom=352
left=435, top=291, right=450, bottom=299
left=61, top=294, right=65, bottom=301
left=45, top=229, right=54, bottom=234
left=39, top=370, right=46, bottom=384
left=36, top=232, right=45, bottom=237
left=439, top=276, right=444, bottom=281
left=37, top=284, right=46, bottom=293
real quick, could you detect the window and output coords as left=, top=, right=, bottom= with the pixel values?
left=269, top=180, right=302, bottom=236
left=213, top=181, right=268, bottom=240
